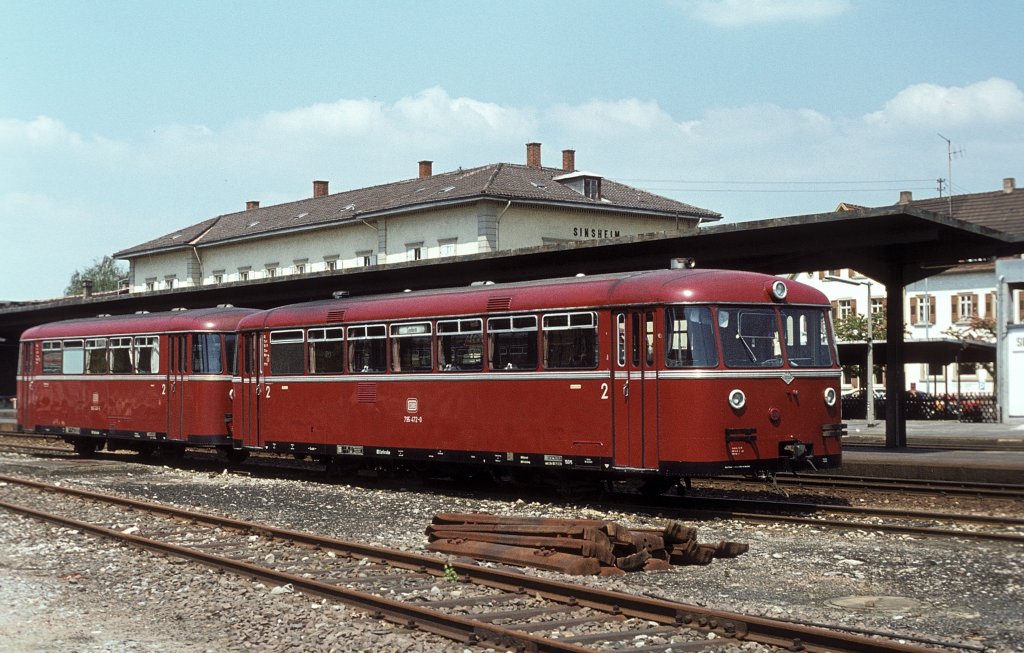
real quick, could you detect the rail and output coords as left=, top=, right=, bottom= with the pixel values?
left=0, top=473, right=943, bottom=653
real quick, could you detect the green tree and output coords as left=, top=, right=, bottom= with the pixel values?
left=65, top=256, right=127, bottom=296
left=832, top=311, right=887, bottom=342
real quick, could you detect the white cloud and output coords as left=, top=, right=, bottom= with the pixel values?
left=547, top=98, right=684, bottom=134
left=674, top=0, right=850, bottom=27
left=0, top=115, right=83, bottom=148
left=865, top=78, right=1024, bottom=128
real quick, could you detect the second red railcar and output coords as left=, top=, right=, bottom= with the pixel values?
left=230, top=268, right=843, bottom=487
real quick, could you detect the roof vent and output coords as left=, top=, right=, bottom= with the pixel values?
left=486, top=296, right=511, bottom=312
left=216, top=304, right=234, bottom=308
left=670, top=257, right=697, bottom=269
left=898, top=190, right=913, bottom=204
left=326, top=308, right=347, bottom=322
left=331, top=291, right=350, bottom=299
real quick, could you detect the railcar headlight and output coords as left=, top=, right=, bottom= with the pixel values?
left=728, top=388, right=746, bottom=410
left=770, top=280, right=788, bottom=301
left=824, top=387, right=837, bottom=407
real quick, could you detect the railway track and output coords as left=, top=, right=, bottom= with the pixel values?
left=0, top=473, right=947, bottom=653
left=716, top=474, right=1024, bottom=499
left=666, top=496, right=1024, bottom=544
left=3, top=435, right=1021, bottom=545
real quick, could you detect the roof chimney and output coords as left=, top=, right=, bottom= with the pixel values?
left=562, top=149, right=575, bottom=172
left=82, top=278, right=93, bottom=299
left=898, top=190, right=913, bottom=204
left=313, top=180, right=329, bottom=198
left=418, top=160, right=433, bottom=178
left=246, top=200, right=260, bottom=210
left=1004, top=177, right=1016, bottom=194
left=526, top=142, right=542, bottom=168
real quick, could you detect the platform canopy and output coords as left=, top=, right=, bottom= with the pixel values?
left=837, top=338, right=996, bottom=367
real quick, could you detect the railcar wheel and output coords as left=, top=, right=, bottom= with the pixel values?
left=159, top=443, right=187, bottom=462
left=217, top=446, right=249, bottom=465
left=638, top=477, right=677, bottom=498
left=72, top=439, right=99, bottom=457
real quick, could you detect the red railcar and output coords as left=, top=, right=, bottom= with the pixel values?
left=17, top=307, right=258, bottom=456
left=231, top=269, right=843, bottom=487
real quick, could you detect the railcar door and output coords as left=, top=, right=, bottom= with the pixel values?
left=612, top=309, right=660, bottom=469
left=236, top=331, right=263, bottom=447
left=166, top=334, right=188, bottom=440
left=16, top=341, right=35, bottom=428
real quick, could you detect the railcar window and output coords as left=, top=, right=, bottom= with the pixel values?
left=134, top=336, right=160, bottom=374
left=225, top=334, right=238, bottom=375
left=62, top=340, right=85, bottom=374
left=487, top=315, right=538, bottom=371
left=192, top=334, right=223, bottom=374
left=542, top=312, right=599, bottom=370
left=437, top=319, right=483, bottom=371
left=645, top=312, right=656, bottom=366
left=41, top=341, right=62, bottom=375
left=347, top=325, right=387, bottom=373
left=665, top=306, right=718, bottom=367
left=719, top=308, right=783, bottom=369
left=18, top=342, right=32, bottom=376
left=616, top=314, right=627, bottom=367
left=109, top=337, right=134, bottom=374
left=390, top=322, right=433, bottom=372
left=781, top=308, right=834, bottom=367
left=308, top=328, right=344, bottom=374
left=269, top=330, right=305, bottom=375
left=85, top=339, right=109, bottom=374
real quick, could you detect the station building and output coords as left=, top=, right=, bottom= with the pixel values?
left=114, top=143, right=719, bottom=293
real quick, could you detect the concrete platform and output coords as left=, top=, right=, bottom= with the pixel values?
left=838, top=418, right=1024, bottom=484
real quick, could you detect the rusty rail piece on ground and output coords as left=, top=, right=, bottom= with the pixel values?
left=0, top=473, right=944, bottom=653
left=426, top=512, right=748, bottom=575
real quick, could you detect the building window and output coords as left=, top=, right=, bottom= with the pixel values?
left=164, top=276, right=177, bottom=289
left=836, top=299, right=855, bottom=320
left=265, top=264, right=278, bottom=278
left=212, top=271, right=224, bottom=284
left=439, top=239, right=457, bottom=257
left=583, top=177, right=601, bottom=200
left=953, top=293, right=978, bottom=324
left=294, top=263, right=306, bottom=275
left=324, top=256, right=339, bottom=272
left=871, top=298, right=885, bottom=314
left=238, top=267, right=251, bottom=282
left=406, top=244, right=422, bottom=262
left=145, top=278, right=156, bottom=292
left=356, top=250, right=374, bottom=267
left=909, top=295, right=936, bottom=326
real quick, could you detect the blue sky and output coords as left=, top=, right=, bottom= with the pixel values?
left=2, top=0, right=1022, bottom=300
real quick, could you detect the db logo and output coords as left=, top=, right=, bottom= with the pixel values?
left=406, top=398, right=419, bottom=413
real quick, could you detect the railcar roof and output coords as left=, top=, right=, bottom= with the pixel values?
left=22, top=307, right=260, bottom=340
left=239, top=269, right=829, bottom=329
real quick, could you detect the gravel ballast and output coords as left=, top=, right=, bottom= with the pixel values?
left=0, top=452, right=1021, bottom=652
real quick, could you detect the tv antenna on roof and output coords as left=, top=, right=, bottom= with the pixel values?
left=937, top=133, right=965, bottom=216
